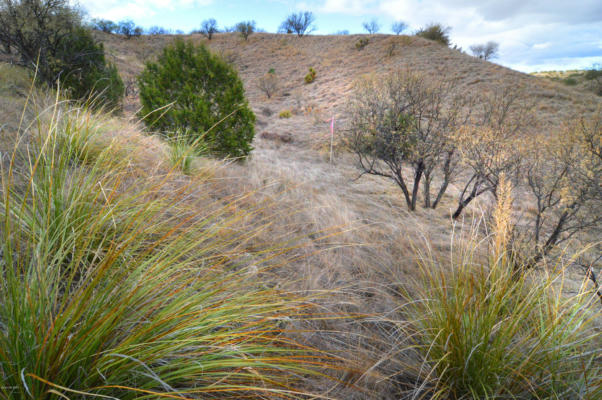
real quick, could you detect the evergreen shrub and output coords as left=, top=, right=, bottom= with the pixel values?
left=138, top=39, right=255, bottom=158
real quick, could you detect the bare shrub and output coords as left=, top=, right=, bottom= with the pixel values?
left=260, top=106, right=273, bottom=116
left=452, top=87, right=535, bottom=219
left=513, top=114, right=601, bottom=268
left=257, top=71, right=279, bottom=99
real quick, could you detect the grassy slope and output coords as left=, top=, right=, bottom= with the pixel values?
left=0, top=64, right=339, bottom=399
left=2, top=32, right=600, bottom=398
left=94, top=32, right=602, bottom=398
left=99, top=32, right=601, bottom=125
left=532, top=69, right=601, bottom=96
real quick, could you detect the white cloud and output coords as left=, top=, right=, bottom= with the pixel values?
left=319, top=0, right=381, bottom=15
left=311, top=0, right=602, bottom=71
left=533, top=42, right=551, bottom=50
left=77, top=0, right=213, bottom=21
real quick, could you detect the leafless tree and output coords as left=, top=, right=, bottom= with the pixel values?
left=362, top=19, right=380, bottom=35
left=345, top=71, right=468, bottom=211
left=200, top=18, right=218, bottom=40
left=391, top=21, right=407, bottom=35
left=279, top=11, right=316, bottom=37
left=452, top=87, right=534, bottom=219
left=470, top=41, right=499, bottom=61
left=513, top=115, right=601, bottom=268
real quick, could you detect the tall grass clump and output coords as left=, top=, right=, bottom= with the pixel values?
left=165, top=132, right=206, bottom=175
left=0, top=93, right=323, bottom=398
left=403, top=178, right=601, bottom=399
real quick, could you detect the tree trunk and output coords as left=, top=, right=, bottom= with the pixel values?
left=452, top=178, right=480, bottom=219
left=410, top=163, right=424, bottom=211
left=394, top=171, right=413, bottom=210
left=521, top=210, right=569, bottom=270
left=541, top=210, right=569, bottom=257
left=423, top=171, right=432, bottom=209
left=432, top=178, right=449, bottom=209
left=432, top=150, right=454, bottom=209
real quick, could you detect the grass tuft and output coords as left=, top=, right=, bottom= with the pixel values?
left=401, top=185, right=601, bottom=399
left=165, top=134, right=202, bottom=175
left=0, top=90, right=325, bottom=399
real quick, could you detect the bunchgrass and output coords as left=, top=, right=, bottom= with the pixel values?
left=0, top=89, right=325, bottom=399
left=166, top=134, right=201, bottom=175
left=402, top=181, right=601, bottom=399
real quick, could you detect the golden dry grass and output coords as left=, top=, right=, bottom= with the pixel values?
left=2, top=32, right=601, bottom=398
left=98, top=32, right=602, bottom=126
left=89, top=32, right=602, bottom=397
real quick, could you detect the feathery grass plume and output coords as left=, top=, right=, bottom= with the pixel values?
left=492, top=173, right=513, bottom=266
left=0, top=84, right=328, bottom=399
left=400, top=217, right=601, bottom=399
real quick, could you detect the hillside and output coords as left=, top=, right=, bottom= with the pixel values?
left=99, top=32, right=602, bottom=129
left=532, top=69, right=602, bottom=96
left=97, top=32, right=601, bottom=396
left=1, top=30, right=600, bottom=399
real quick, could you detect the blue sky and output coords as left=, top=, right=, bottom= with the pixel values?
left=78, top=0, right=602, bottom=73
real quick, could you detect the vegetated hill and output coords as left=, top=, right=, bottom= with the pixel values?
left=96, top=32, right=601, bottom=395
left=2, top=32, right=598, bottom=399
left=532, top=69, right=602, bottom=96
left=99, top=32, right=602, bottom=134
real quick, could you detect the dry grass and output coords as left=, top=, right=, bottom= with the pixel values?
left=538, top=71, right=601, bottom=98
left=2, top=31, right=601, bottom=398
left=98, top=32, right=602, bottom=130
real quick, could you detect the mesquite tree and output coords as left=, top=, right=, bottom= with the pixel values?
left=470, top=41, right=499, bottom=60
left=514, top=115, right=601, bottom=267
left=257, top=70, right=279, bottom=99
left=235, top=21, right=255, bottom=40
left=392, top=21, right=407, bottom=35
left=452, top=87, right=534, bottom=219
left=0, top=0, right=123, bottom=108
left=346, top=71, right=467, bottom=211
left=362, top=19, right=380, bottom=34
left=200, top=18, right=218, bottom=40
left=279, top=11, right=315, bottom=36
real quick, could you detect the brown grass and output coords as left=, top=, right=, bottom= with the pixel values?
left=98, top=32, right=602, bottom=127
left=3, top=32, right=601, bottom=398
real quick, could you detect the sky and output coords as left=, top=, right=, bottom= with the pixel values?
left=77, top=0, right=602, bottom=73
